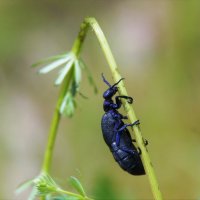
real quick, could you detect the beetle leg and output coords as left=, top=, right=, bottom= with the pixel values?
left=115, top=95, right=133, bottom=108
left=115, top=120, right=140, bottom=146
left=132, top=139, right=148, bottom=146
left=107, top=96, right=133, bottom=111
left=115, top=121, right=140, bottom=155
left=117, top=120, right=140, bottom=133
left=120, top=114, right=128, bottom=120
left=114, top=120, right=122, bottom=144
left=116, top=132, right=121, bottom=146
left=137, top=148, right=142, bottom=155
left=134, top=120, right=140, bottom=126
left=117, top=95, right=133, bottom=104
left=111, top=96, right=133, bottom=112
left=143, top=138, right=148, bottom=146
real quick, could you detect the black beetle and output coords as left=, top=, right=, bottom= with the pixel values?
left=101, top=74, right=146, bottom=175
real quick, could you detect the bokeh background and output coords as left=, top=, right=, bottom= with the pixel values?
left=1, top=1, right=200, bottom=199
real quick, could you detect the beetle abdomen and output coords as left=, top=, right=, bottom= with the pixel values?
left=111, top=142, right=145, bottom=175
left=101, top=112, right=145, bottom=175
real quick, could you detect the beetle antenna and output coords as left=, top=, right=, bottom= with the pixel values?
left=112, top=77, right=125, bottom=88
left=101, top=73, right=112, bottom=87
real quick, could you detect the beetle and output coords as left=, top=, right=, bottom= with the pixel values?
left=101, top=74, right=146, bottom=175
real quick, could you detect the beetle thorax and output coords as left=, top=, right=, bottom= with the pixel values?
left=103, top=99, right=114, bottom=112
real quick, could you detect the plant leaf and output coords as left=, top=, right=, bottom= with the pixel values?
left=35, top=173, right=59, bottom=196
left=74, top=59, right=82, bottom=89
left=32, top=53, right=69, bottom=68
left=28, top=187, right=37, bottom=200
left=54, top=59, right=74, bottom=86
left=38, top=55, right=72, bottom=74
left=71, top=80, right=78, bottom=97
left=68, top=176, right=86, bottom=197
left=15, top=178, right=34, bottom=195
left=79, top=59, right=98, bottom=94
left=60, top=92, right=76, bottom=117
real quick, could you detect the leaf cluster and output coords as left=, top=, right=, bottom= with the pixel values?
left=33, top=52, right=97, bottom=117
left=16, top=173, right=93, bottom=200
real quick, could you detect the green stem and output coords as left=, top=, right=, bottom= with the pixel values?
left=42, top=69, right=73, bottom=173
left=72, top=17, right=163, bottom=200
left=58, top=189, right=94, bottom=200
left=41, top=18, right=90, bottom=176
left=58, top=189, right=83, bottom=199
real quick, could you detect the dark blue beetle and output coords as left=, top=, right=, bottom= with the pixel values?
left=101, top=74, right=146, bottom=175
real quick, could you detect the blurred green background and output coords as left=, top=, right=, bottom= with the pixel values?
left=1, top=1, right=200, bottom=199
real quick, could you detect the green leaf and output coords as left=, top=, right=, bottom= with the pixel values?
left=60, top=92, right=76, bottom=117
left=28, top=187, right=37, bottom=200
left=34, top=173, right=59, bottom=196
left=54, top=59, right=74, bottom=86
left=68, top=176, right=86, bottom=197
left=74, top=59, right=82, bottom=89
left=15, top=178, right=34, bottom=195
left=38, top=56, right=72, bottom=74
left=71, top=80, right=78, bottom=97
left=79, top=59, right=98, bottom=94
left=32, top=53, right=69, bottom=68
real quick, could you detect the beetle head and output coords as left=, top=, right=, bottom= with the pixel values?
left=102, top=73, right=124, bottom=99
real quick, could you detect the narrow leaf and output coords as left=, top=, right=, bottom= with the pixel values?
left=28, top=187, right=37, bottom=200
left=60, top=92, right=75, bottom=117
left=54, top=59, right=74, bottom=86
left=15, top=179, right=34, bottom=195
left=35, top=173, right=59, bottom=196
left=32, top=53, right=69, bottom=67
left=38, top=56, right=72, bottom=74
left=71, top=80, right=78, bottom=97
left=79, top=59, right=98, bottom=94
left=74, top=60, right=82, bottom=88
left=63, top=99, right=75, bottom=117
left=59, top=93, right=69, bottom=114
left=68, top=176, right=86, bottom=197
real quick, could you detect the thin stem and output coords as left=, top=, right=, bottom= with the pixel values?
left=57, top=189, right=83, bottom=199
left=58, top=189, right=94, bottom=200
left=72, top=17, right=163, bottom=200
left=42, top=69, right=73, bottom=173
left=41, top=17, right=90, bottom=177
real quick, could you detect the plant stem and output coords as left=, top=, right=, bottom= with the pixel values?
left=41, top=20, right=90, bottom=173
left=41, top=19, right=89, bottom=175
left=42, top=69, right=73, bottom=173
left=58, top=189, right=94, bottom=200
left=58, top=189, right=83, bottom=199
left=72, top=17, right=163, bottom=200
